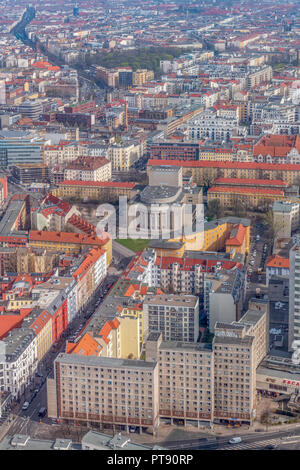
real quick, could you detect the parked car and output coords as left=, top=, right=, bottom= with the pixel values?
left=38, top=407, right=47, bottom=418
left=129, top=426, right=137, bottom=433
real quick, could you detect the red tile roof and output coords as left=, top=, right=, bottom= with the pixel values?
left=208, top=186, right=284, bottom=196
left=225, top=224, right=246, bottom=247
left=29, top=230, right=110, bottom=246
left=148, top=159, right=300, bottom=171
left=213, top=177, right=287, bottom=187
left=266, top=255, right=290, bottom=269
left=60, top=180, right=136, bottom=189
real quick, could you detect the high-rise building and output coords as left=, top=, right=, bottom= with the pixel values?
left=47, top=355, right=159, bottom=434
left=289, top=244, right=300, bottom=350
left=143, top=294, right=199, bottom=343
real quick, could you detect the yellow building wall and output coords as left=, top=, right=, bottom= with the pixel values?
left=36, top=319, right=53, bottom=361
left=119, top=316, right=140, bottom=359
left=7, top=299, right=33, bottom=309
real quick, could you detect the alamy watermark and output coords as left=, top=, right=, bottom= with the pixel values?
left=95, top=196, right=205, bottom=247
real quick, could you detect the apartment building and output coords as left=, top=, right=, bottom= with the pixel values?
left=273, top=200, right=300, bottom=238
left=188, top=110, right=246, bottom=142
left=207, top=185, right=285, bottom=210
left=147, top=159, right=300, bottom=187
left=31, top=193, right=79, bottom=232
left=64, top=157, right=112, bottom=182
left=72, top=248, right=107, bottom=311
left=213, top=300, right=268, bottom=424
left=47, top=355, right=159, bottom=434
left=266, top=255, right=290, bottom=286
left=203, top=268, right=245, bottom=333
left=107, top=142, right=143, bottom=171
left=253, top=134, right=300, bottom=165
left=29, top=231, right=112, bottom=265
left=54, top=180, right=137, bottom=203
left=289, top=244, right=300, bottom=350
left=143, top=294, right=199, bottom=343
left=0, top=328, right=38, bottom=398
left=198, top=145, right=234, bottom=162
left=146, top=332, right=214, bottom=426
left=44, top=142, right=88, bottom=167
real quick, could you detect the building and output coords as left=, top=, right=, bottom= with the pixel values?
left=0, top=431, right=164, bottom=450
left=150, top=250, right=245, bottom=297
left=207, top=185, right=285, bottom=210
left=0, top=194, right=29, bottom=248
left=64, top=157, right=112, bottom=182
left=0, top=175, right=7, bottom=205
left=47, top=355, right=159, bottom=435
left=253, top=134, right=300, bottom=165
left=198, top=144, right=234, bottom=162
left=203, top=268, right=245, bottom=333
left=44, top=142, right=88, bottom=168
left=149, top=141, right=201, bottom=161
left=155, top=216, right=250, bottom=256
left=147, top=159, right=300, bottom=187
left=188, top=109, right=246, bottom=142
left=18, top=101, right=43, bottom=121
left=266, top=255, right=290, bottom=286
left=145, top=332, right=214, bottom=426
left=273, top=201, right=300, bottom=238
left=29, top=231, right=112, bottom=265
left=0, top=133, right=46, bottom=168
left=288, top=244, right=300, bottom=350
left=10, top=164, right=49, bottom=185
left=31, top=193, right=79, bottom=232
left=213, top=299, right=269, bottom=425
left=148, top=165, right=183, bottom=188
left=54, top=180, right=137, bottom=203
left=143, top=294, right=199, bottom=343
left=107, top=142, right=143, bottom=171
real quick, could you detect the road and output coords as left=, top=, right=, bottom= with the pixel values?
left=150, top=426, right=300, bottom=450
left=244, top=220, right=270, bottom=309
left=112, top=239, right=136, bottom=258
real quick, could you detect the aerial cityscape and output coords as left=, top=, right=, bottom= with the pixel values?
left=0, top=0, right=299, bottom=453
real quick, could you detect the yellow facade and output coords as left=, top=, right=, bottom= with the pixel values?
left=7, top=298, right=32, bottom=309
left=53, top=183, right=136, bottom=204
left=119, top=316, right=140, bottom=360
left=157, top=219, right=250, bottom=257
left=36, top=319, right=53, bottom=361
left=29, top=237, right=112, bottom=266
left=120, top=306, right=144, bottom=349
left=198, top=150, right=233, bottom=162
left=207, top=189, right=284, bottom=210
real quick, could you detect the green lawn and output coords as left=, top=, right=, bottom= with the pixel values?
left=116, top=238, right=150, bottom=252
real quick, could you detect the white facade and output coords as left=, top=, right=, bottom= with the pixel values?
left=0, top=332, right=38, bottom=398
left=188, top=110, right=246, bottom=142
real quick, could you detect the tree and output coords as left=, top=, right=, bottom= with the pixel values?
left=231, top=195, right=246, bottom=217
left=263, top=210, right=282, bottom=241
left=201, top=169, right=216, bottom=188
left=207, top=199, right=223, bottom=220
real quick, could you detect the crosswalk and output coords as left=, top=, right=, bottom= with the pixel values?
left=218, top=438, right=280, bottom=450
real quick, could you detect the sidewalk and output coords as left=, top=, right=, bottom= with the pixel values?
left=126, top=420, right=300, bottom=446
left=0, top=414, right=17, bottom=442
